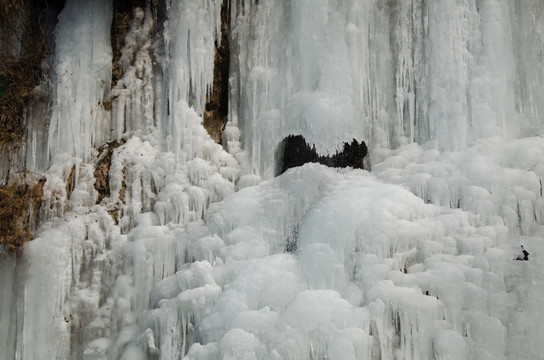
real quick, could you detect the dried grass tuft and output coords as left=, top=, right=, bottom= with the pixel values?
left=0, top=1, right=49, bottom=252
left=0, top=178, right=45, bottom=252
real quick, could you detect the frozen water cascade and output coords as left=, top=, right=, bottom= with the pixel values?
left=46, top=0, right=113, bottom=164
left=1, top=0, right=544, bottom=359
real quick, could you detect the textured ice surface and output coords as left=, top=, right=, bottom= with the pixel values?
left=1, top=0, right=544, bottom=359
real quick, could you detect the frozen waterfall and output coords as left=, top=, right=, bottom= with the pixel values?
left=1, top=0, right=544, bottom=359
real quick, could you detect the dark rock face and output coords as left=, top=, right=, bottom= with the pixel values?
left=111, top=0, right=148, bottom=87
left=276, top=135, right=368, bottom=176
left=322, top=139, right=368, bottom=170
left=203, top=0, right=230, bottom=143
left=277, top=135, right=319, bottom=175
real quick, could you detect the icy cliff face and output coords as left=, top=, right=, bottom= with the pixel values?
left=231, top=0, right=544, bottom=176
left=1, top=0, right=544, bottom=359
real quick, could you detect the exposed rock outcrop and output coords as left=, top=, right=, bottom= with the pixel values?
left=94, top=139, right=125, bottom=204
left=277, top=135, right=368, bottom=176
left=203, top=0, right=230, bottom=143
left=110, top=0, right=147, bottom=87
left=0, top=178, right=45, bottom=252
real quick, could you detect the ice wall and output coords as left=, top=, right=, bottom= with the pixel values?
left=156, top=0, right=222, bottom=162
left=230, top=0, right=372, bottom=177
left=1, top=0, right=544, bottom=359
left=18, top=0, right=544, bottom=179
left=230, top=0, right=544, bottom=177
left=1, top=0, right=237, bottom=358
left=46, top=0, right=113, bottom=163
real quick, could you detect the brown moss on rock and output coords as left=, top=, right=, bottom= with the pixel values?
left=119, top=167, right=126, bottom=204
left=0, top=0, right=51, bottom=151
left=0, top=178, right=45, bottom=252
left=94, top=139, right=125, bottom=204
left=65, top=165, right=76, bottom=200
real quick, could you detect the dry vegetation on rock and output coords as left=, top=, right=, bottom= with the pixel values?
left=0, top=0, right=51, bottom=251
left=0, top=178, right=45, bottom=252
left=0, top=0, right=48, bottom=152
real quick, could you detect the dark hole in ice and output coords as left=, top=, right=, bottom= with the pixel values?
left=276, top=135, right=368, bottom=176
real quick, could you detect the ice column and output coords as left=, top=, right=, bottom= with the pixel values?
left=510, top=0, right=544, bottom=135
left=111, top=7, right=155, bottom=138
left=467, top=0, right=517, bottom=143
left=47, top=0, right=112, bottom=162
left=159, top=0, right=222, bottom=163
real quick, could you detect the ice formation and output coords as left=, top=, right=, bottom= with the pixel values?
left=1, top=0, right=544, bottom=359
